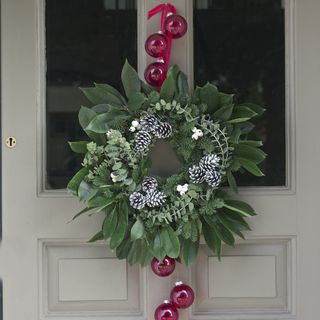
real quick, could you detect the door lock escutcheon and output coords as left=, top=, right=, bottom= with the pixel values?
left=5, top=136, right=17, bottom=148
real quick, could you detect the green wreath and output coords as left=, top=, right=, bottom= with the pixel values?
left=68, top=60, right=266, bottom=266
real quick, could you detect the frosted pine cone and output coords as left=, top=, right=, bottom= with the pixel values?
left=205, top=170, right=222, bottom=187
left=199, top=154, right=220, bottom=172
left=134, top=130, right=152, bottom=152
left=140, top=115, right=160, bottom=134
left=142, top=176, right=158, bottom=192
left=145, top=190, right=166, bottom=207
left=189, top=165, right=206, bottom=184
left=129, top=192, right=146, bottom=210
left=154, top=122, right=172, bottom=139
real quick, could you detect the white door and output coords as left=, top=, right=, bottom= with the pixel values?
left=1, top=0, right=319, bottom=319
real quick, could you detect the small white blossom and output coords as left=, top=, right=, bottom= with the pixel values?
left=106, top=130, right=112, bottom=137
left=155, top=102, right=161, bottom=110
left=196, top=129, right=203, bottom=137
left=177, top=184, right=189, bottom=195
left=160, top=99, right=166, bottom=106
left=129, top=126, right=136, bottom=132
left=110, top=173, right=117, bottom=182
left=172, top=100, right=177, bottom=107
left=192, top=127, right=197, bottom=133
left=131, top=120, right=140, bottom=128
left=192, top=133, right=199, bottom=140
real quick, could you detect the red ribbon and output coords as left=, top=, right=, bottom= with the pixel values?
left=147, top=3, right=177, bottom=71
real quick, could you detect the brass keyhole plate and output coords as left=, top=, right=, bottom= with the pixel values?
left=5, top=136, right=17, bottom=148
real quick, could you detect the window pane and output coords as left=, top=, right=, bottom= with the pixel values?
left=46, top=0, right=137, bottom=189
left=194, top=0, right=286, bottom=186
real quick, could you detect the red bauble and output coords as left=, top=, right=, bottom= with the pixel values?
left=164, top=14, right=188, bottom=39
left=170, top=282, right=194, bottom=309
left=154, top=300, right=179, bottom=320
left=151, top=256, right=176, bottom=277
left=145, top=33, right=168, bottom=58
left=144, top=62, right=167, bottom=87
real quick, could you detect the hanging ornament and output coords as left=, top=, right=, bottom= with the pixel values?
left=164, top=14, right=188, bottom=39
left=144, top=62, right=167, bottom=87
left=154, top=300, right=179, bottom=320
left=151, top=256, right=176, bottom=277
left=145, top=33, right=168, bottom=58
left=170, top=281, right=195, bottom=309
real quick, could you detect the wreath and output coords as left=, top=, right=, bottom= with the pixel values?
left=68, top=61, right=266, bottom=266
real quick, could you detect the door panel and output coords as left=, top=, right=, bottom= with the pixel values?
left=1, top=0, right=320, bottom=320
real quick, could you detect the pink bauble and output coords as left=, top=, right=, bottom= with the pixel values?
left=170, top=282, right=194, bottom=309
left=154, top=300, right=179, bottom=320
left=145, top=33, right=168, bottom=58
left=164, top=14, right=188, bottom=39
left=151, top=256, right=176, bottom=277
left=144, top=62, right=167, bottom=87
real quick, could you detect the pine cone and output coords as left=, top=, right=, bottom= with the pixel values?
left=140, top=115, right=160, bottom=134
left=205, top=170, right=222, bottom=187
left=129, top=192, right=146, bottom=210
left=189, top=165, right=206, bottom=183
left=146, top=190, right=166, bottom=207
left=199, top=154, right=220, bottom=172
left=154, top=122, right=172, bottom=139
left=134, top=130, right=152, bottom=152
left=142, top=176, right=158, bottom=192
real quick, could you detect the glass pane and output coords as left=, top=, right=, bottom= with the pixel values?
left=45, top=0, right=137, bottom=189
left=194, top=0, right=286, bottom=186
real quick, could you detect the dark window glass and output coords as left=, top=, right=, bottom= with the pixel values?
left=46, top=0, right=137, bottom=189
left=194, top=0, right=286, bottom=186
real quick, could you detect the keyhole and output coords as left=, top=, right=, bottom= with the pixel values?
left=5, top=136, right=17, bottom=148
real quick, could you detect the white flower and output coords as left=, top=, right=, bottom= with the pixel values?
left=177, top=184, right=189, bottom=195
left=192, top=133, right=199, bottom=140
left=131, top=120, right=140, bottom=128
left=196, top=129, right=203, bottom=137
left=129, top=126, right=136, bottom=132
left=110, top=173, right=117, bottom=182
left=160, top=99, right=166, bottom=106
left=106, top=130, right=112, bottom=137
left=192, top=127, right=197, bottom=133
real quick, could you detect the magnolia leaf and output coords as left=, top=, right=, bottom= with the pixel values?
left=102, top=207, right=118, bottom=239
left=217, top=213, right=245, bottom=239
left=238, top=158, right=265, bottom=176
left=88, top=230, right=104, bottom=243
left=161, top=226, right=180, bottom=258
left=131, top=217, right=145, bottom=241
left=181, top=238, right=199, bottom=267
left=160, top=69, right=175, bottom=101
left=127, top=240, right=143, bottom=265
left=116, top=234, right=132, bottom=260
left=202, top=220, right=221, bottom=259
left=78, top=181, right=99, bottom=202
left=153, top=232, right=166, bottom=262
left=199, top=83, right=219, bottom=113
left=128, top=92, right=146, bottom=113
left=214, top=104, right=234, bottom=121
left=227, top=171, right=238, bottom=193
left=219, top=92, right=234, bottom=105
left=92, top=104, right=112, bottom=114
left=223, top=200, right=256, bottom=217
left=109, top=201, right=128, bottom=249
left=238, top=140, right=263, bottom=147
left=67, top=167, right=89, bottom=195
left=177, top=70, right=189, bottom=96
left=234, top=144, right=266, bottom=164
left=239, top=103, right=266, bottom=117
left=69, top=207, right=93, bottom=222
left=86, top=113, right=110, bottom=133
left=87, top=196, right=115, bottom=211
left=68, top=141, right=88, bottom=154
left=121, top=59, right=141, bottom=98
left=94, top=83, right=126, bottom=104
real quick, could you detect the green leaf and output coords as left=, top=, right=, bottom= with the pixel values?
left=94, top=83, right=126, bottom=105
left=68, top=141, right=88, bottom=153
left=86, top=113, right=110, bottom=133
left=153, top=231, right=166, bottom=262
left=160, top=69, right=175, bottom=101
left=229, top=125, right=241, bottom=144
left=238, top=158, right=265, bottom=176
left=109, top=201, right=129, bottom=249
left=88, top=230, right=104, bottom=242
left=219, top=92, right=234, bottom=105
left=78, top=181, right=99, bottom=202
left=202, top=220, right=221, bottom=259
left=161, top=226, right=180, bottom=258
left=227, top=171, right=238, bottom=193
left=87, top=196, right=115, bottom=211
left=80, top=86, right=121, bottom=106
left=102, top=207, right=118, bottom=239
left=127, top=240, right=143, bottom=265
left=238, top=140, right=263, bottom=147
left=67, top=167, right=89, bottom=195
left=176, top=71, right=189, bottom=96
left=140, top=81, right=153, bottom=95
left=217, top=213, right=245, bottom=239
left=69, top=207, right=93, bottom=222
left=223, top=200, right=256, bottom=217
left=78, top=106, right=106, bottom=144
left=229, top=105, right=258, bottom=123
left=116, top=234, right=132, bottom=259
left=131, top=217, right=145, bottom=241
left=213, top=104, right=234, bottom=121
left=121, top=59, right=141, bottom=98
left=200, top=83, right=220, bottom=113
left=181, top=238, right=199, bottom=267
left=127, top=92, right=146, bottom=113
left=234, top=144, right=266, bottom=164
left=239, top=103, right=266, bottom=117
left=92, top=104, right=112, bottom=114
left=215, top=223, right=235, bottom=246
